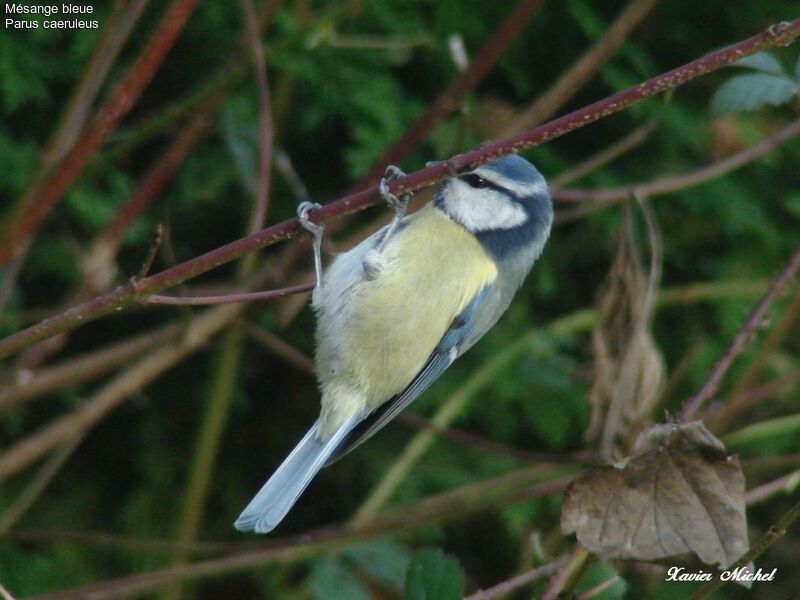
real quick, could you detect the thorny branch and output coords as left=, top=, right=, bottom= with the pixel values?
left=679, top=244, right=800, bottom=422
left=351, top=0, right=546, bottom=190
left=2, top=19, right=799, bottom=358
left=20, top=471, right=574, bottom=600
left=554, top=119, right=800, bottom=209
left=686, top=498, right=800, bottom=600
left=0, top=0, right=202, bottom=266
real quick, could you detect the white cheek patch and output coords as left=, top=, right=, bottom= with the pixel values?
left=442, top=181, right=528, bottom=231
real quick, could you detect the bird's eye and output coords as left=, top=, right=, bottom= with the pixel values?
left=461, top=174, right=488, bottom=189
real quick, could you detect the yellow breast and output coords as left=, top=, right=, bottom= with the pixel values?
left=322, top=204, right=497, bottom=416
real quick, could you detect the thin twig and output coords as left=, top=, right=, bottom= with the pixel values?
left=550, top=120, right=658, bottom=189
left=3, top=20, right=799, bottom=357
left=88, top=0, right=282, bottom=175
left=0, top=277, right=769, bottom=491
left=351, top=0, right=546, bottom=190
left=43, top=0, right=152, bottom=169
left=745, top=469, right=800, bottom=506
left=0, top=584, right=17, bottom=600
left=348, top=278, right=772, bottom=524
left=244, top=321, right=590, bottom=464
left=255, top=317, right=588, bottom=465
left=555, top=119, right=800, bottom=203
left=0, top=432, right=85, bottom=534
left=163, top=326, right=245, bottom=600
left=94, top=95, right=223, bottom=263
left=5, top=469, right=570, bottom=561
left=8, top=0, right=278, bottom=374
left=144, top=282, right=315, bottom=305
left=0, top=324, right=181, bottom=412
left=679, top=245, right=800, bottom=421
left=540, top=546, right=592, bottom=600
left=22, top=471, right=574, bottom=600
left=686, top=498, right=800, bottom=600
left=463, top=556, right=569, bottom=600
left=0, top=278, right=765, bottom=420
left=575, top=575, right=622, bottom=600
left=162, top=6, right=278, bottom=595
left=244, top=323, right=316, bottom=373
left=0, top=0, right=152, bottom=306
left=397, top=412, right=593, bottom=465
left=0, top=303, right=244, bottom=482
left=348, top=308, right=599, bottom=526
left=735, top=284, right=800, bottom=392
left=5, top=528, right=247, bottom=556
left=498, top=0, right=658, bottom=136
left=137, top=225, right=164, bottom=280
left=0, top=0, right=202, bottom=266
left=711, top=370, right=800, bottom=429
left=241, top=0, right=274, bottom=239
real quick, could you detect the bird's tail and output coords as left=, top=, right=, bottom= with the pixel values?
left=234, top=416, right=358, bottom=533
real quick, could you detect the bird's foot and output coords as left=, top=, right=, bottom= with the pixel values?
left=297, top=201, right=324, bottom=287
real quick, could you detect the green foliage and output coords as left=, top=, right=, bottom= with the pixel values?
left=577, top=563, right=628, bottom=600
left=711, top=52, right=800, bottom=115
left=2, top=1, right=800, bottom=599
left=403, top=548, right=464, bottom=600
left=309, top=558, right=371, bottom=600
left=344, top=538, right=411, bottom=590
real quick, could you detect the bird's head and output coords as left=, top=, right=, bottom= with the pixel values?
left=435, top=154, right=553, bottom=261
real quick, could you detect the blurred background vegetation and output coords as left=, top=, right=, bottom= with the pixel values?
left=1, top=0, right=799, bottom=598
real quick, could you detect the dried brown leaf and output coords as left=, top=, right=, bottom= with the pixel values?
left=586, top=203, right=665, bottom=458
left=562, top=421, right=748, bottom=569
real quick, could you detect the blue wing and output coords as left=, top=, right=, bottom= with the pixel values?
left=325, top=285, right=491, bottom=465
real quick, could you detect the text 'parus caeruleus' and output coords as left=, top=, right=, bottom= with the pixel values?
left=235, top=154, right=553, bottom=533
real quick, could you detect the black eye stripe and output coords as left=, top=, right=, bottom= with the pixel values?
left=459, top=173, right=510, bottom=195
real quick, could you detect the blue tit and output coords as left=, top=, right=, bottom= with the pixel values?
left=235, top=154, right=553, bottom=533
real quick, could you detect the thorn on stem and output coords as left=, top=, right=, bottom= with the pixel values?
left=138, top=224, right=164, bottom=280
left=767, top=21, right=791, bottom=38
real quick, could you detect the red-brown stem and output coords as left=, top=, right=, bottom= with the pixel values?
left=745, top=468, right=800, bottom=505
left=464, top=557, right=570, bottom=600
left=0, top=0, right=201, bottom=266
left=97, top=98, right=222, bottom=255
left=554, top=119, right=800, bottom=203
left=350, top=0, right=546, bottom=191
left=22, top=473, right=573, bottom=600
left=498, top=0, right=657, bottom=136
left=1, top=19, right=799, bottom=358
left=241, top=0, right=274, bottom=238
left=549, top=120, right=658, bottom=189
left=145, top=283, right=315, bottom=305
left=679, top=245, right=800, bottom=422
left=575, top=576, right=621, bottom=600
left=710, top=369, right=800, bottom=430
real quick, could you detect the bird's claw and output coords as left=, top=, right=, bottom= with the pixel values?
left=376, top=166, right=412, bottom=253
left=297, top=201, right=325, bottom=288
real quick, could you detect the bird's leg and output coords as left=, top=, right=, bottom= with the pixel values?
left=375, top=165, right=412, bottom=253
left=297, top=201, right=324, bottom=288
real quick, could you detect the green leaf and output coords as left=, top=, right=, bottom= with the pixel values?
left=795, top=55, right=800, bottom=80
left=784, top=193, right=800, bottom=219
left=344, top=538, right=410, bottom=590
left=732, top=51, right=784, bottom=75
left=404, top=548, right=464, bottom=600
left=710, top=73, right=799, bottom=115
left=222, top=96, right=259, bottom=194
left=577, top=563, right=628, bottom=600
left=309, top=559, right=370, bottom=600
